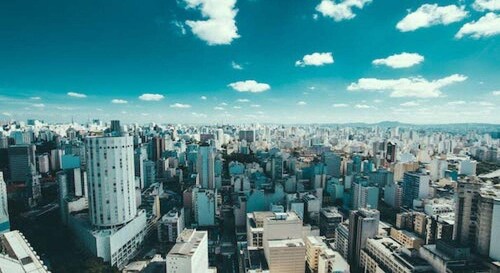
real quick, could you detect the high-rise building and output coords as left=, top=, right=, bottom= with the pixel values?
left=386, top=142, right=397, bottom=163
left=193, top=187, right=216, bottom=226
left=0, top=172, right=9, bottom=233
left=454, top=178, right=500, bottom=260
left=8, top=144, right=36, bottom=183
left=166, top=229, right=214, bottom=273
left=86, top=135, right=137, bottom=227
left=0, top=230, right=50, bottom=273
left=402, top=172, right=430, bottom=208
left=458, top=159, right=477, bottom=176
left=196, top=145, right=215, bottom=189
left=319, top=207, right=343, bottom=238
left=324, top=152, right=342, bottom=178
left=151, top=136, right=165, bottom=162
left=347, top=208, right=380, bottom=271
left=352, top=179, right=379, bottom=210
left=158, top=208, right=185, bottom=243
left=239, top=130, right=255, bottom=143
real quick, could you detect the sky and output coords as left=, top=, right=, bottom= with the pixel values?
left=0, top=0, right=499, bottom=124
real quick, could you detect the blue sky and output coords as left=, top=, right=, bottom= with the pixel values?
left=0, top=0, right=499, bottom=124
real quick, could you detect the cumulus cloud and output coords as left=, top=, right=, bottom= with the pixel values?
left=355, top=104, right=372, bottom=109
left=233, top=106, right=242, bottom=109
left=295, top=52, right=334, bottom=67
left=297, top=101, right=307, bottom=105
left=184, top=0, right=240, bottom=45
left=67, top=92, right=87, bottom=98
left=32, top=103, right=45, bottom=108
left=139, top=93, right=164, bottom=101
left=456, top=13, right=500, bottom=39
left=493, top=90, right=500, bottom=95
left=237, top=99, right=250, bottom=102
left=447, top=100, right=466, bottom=105
left=316, top=0, right=372, bottom=21
left=228, top=80, right=270, bottom=93
left=250, top=104, right=261, bottom=108
left=214, top=106, right=225, bottom=110
left=396, top=4, right=468, bottom=32
left=372, top=52, right=424, bottom=68
left=231, top=61, right=243, bottom=70
left=473, top=0, right=500, bottom=11
left=400, top=101, right=420, bottom=107
left=347, top=74, right=467, bottom=98
left=2, top=112, right=12, bottom=116
left=200, top=96, right=207, bottom=100
left=111, top=99, right=128, bottom=104
left=192, top=112, right=208, bottom=118
left=333, top=103, right=349, bottom=107
left=170, top=103, right=192, bottom=108
left=30, top=96, right=41, bottom=100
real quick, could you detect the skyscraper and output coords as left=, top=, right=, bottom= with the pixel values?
left=348, top=208, right=380, bottom=272
left=0, top=172, right=9, bottom=233
left=196, top=145, right=215, bottom=189
left=166, top=229, right=213, bottom=273
left=86, top=135, right=136, bottom=227
left=7, top=144, right=36, bottom=183
left=402, top=172, right=430, bottom=208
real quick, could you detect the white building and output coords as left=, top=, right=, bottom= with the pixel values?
left=158, top=208, right=184, bottom=243
left=458, top=159, right=477, bottom=176
left=0, top=172, right=9, bottom=233
left=86, top=135, right=137, bottom=227
left=0, top=230, right=50, bottom=273
left=166, top=229, right=216, bottom=273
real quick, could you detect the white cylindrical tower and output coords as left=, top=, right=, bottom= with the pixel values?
left=86, top=135, right=136, bottom=228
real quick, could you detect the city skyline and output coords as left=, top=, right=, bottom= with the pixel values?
left=0, top=0, right=499, bottom=124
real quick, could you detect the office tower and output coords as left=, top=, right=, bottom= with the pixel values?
left=454, top=178, right=500, bottom=260
left=196, top=145, right=215, bottom=189
left=368, top=168, right=394, bottom=187
left=429, top=158, right=448, bottom=181
left=86, top=135, right=136, bottom=227
left=352, top=178, right=379, bottom=210
left=151, top=136, right=165, bottom=162
left=352, top=155, right=362, bottom=174
left=158, top=208, right=185, bottom=243
left=57, top=171, right=69, bottom=224
left=246, top=211, right=275, bottom=249
left=271, top=153, right=284, bottom=181
left=318, top=248, right=349, bottom=273
left=26, top=165, right=41, bottom=208
left=134, top=145, right=147, bottom=189
left=324, top=152, right=342, bottom=178
left=384, top=181, right=403, bottom=208
left=386, top=141, right=397, bottom=163
left=239, top=129, right=255, bottom=143
left=166, top=229, right=213, bottom=273
left=458, top=159, right=477, bottom=176
left=0, top=172, right=9, bottom=233
left=263, top=212, right=306, bottom=273
left=37, top=154, right=50, bottom=174
left=402, top=172, right=430, bottom=208
left=110, top=120, right=121, bottom=134
left=348, top=208, right=380, bottom=271
left=335, top=222, right=349, bottom=259
left=192, top=187, right=216, bottom=226
left=50, top=148, right=63, bottom=171
left=319, top=207, right=343, bottom=238
left=143, top=160, right=156, bottom=188
left=8, top=144, right=36, bottom=183
left=0, top=230, right=50, bottom=273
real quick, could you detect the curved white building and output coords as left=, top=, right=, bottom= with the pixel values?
left=86, top=135, right=136, bottom=227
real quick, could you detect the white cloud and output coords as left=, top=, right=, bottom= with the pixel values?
left=333, top=103, right=349, bottom=107
left=237, top=99, right=250, bottom=102
left=250, top=104, right=261, bottom=108
left=473, top=0, right=500, bottom=11
left=111, top=99, right=128, bottom=104
left=400, top=101, right=420, bottom=107
left=396, top=4, right=468, bottom=32
left=295, top=52, right=334, bottom=67
left=67, top=91, right=87, bottom=98
left=456, top=13, right=500, bottom=39
left=493, top=90, right=500, bottom=95
left=56, top=106, right=74, bottom=111
left=316, top=0, right=372, bottom=22
left=228, top=80, right=270, bottom=93
left=447, top=100, right=466, bottom=105
left=214, top=106, right=225, bottom=110
left=233, top=106, right=242, bottom=109
left=30, top=96, right=41, bottom=100
left=355, top=104, right=372, bottom=109
left=170, top=103, right=192, bottom=108
left=184, top=0, right=240, bottom=45
left=297, top=101, right=307, bottom=105
left=172, top=20, right=187, bottom=35
left=373, top=99, right=382, bottom=103
left=32, top=103, right=45, bottom=108
left=372, top=52, right=424, bottom=68
left=2, top=112, right=12, bottom=116
left=200, top=96, right=207, bottom=100
left=348, top=74, right=467, bottom=98
left=139, top=93, right=164, bottom=101
left=231, top=61, right=243, bottom=70
left=192, top=112, right=207, bottom=118
left=477, top=101, right=495, bottom=106
left=219, top=102, right=228, bottom=106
